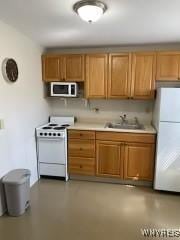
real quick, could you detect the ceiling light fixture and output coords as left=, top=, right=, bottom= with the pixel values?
left=73, top=0, right=107, bottom=23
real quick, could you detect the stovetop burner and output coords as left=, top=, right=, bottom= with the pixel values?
left=48, top=124, right=58, bottom=127
left=42, top=126, right=52, bottom=130
left=61, top=124, right=70, bottom=127
left=53, top=127, right=65, bottom=130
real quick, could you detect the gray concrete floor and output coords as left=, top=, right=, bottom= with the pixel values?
left=0, top=179, right=180, bottom=240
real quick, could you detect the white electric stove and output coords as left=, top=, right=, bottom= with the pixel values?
left=36, top=116, right=74, bottom=181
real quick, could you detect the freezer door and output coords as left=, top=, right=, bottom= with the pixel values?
left=159, top=88, right=180, bottom=122
left=154, top=122, right=180, bottom=192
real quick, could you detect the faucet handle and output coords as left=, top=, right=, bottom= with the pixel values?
left=134, top=117, right=139, bottom=124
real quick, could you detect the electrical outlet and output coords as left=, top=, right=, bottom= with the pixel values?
left=0, top=119, right=4, bottom=129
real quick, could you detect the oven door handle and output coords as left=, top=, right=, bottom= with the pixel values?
left=38, top=137, right=65, bottom=141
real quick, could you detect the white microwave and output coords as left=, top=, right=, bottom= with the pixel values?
left=50, top=82, right=78, bottom=97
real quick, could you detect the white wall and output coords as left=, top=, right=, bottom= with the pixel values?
left=50, top=98, right=153, bottom=124
left=0, top=20, right=50, bottom=215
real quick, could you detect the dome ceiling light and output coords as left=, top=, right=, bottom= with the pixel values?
left=73, top=0, right=107, bottom=23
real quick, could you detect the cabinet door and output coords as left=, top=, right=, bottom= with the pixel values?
left=124, top=143, right=155, bottom=181
left=96, top=141, right=123, bottom=178
left=64, top=54, right=85, bottom=82
left=42, top=55, right=63, bottom=82
left=108, top=53, right=131, bottom=99
left=86, top=54, right=107, bottom=98
left=156, top=52, right=180, bottom=81
left=131, top=52, right=156, bottom=99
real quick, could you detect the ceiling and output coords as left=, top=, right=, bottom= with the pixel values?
left=0, top=0, right=180, bottom=48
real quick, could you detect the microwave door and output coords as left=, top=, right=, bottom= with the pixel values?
left=52, top=84, right=69, bottom=96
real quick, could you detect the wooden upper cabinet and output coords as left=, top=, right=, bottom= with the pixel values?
left=108, top=53, right=131, bottom=99
left=131, top=52, right=156, bottom=99
left=86, top=54, right=108, bottom=99
left=64, top=55, right=85, bottom=82
left=156, top=52, right=180, bottom=81
left=124, top=143, right=155, bottom=181
left=96, top=141, right=123, bottom=178
left=42, top=54, right=85, bottom=82
left=42, top=55, right=62, bottom=82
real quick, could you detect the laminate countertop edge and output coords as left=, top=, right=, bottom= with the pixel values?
left=67, top=122, right=156, bottom=135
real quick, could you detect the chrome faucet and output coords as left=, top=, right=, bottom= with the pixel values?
left=120, top=114, right=127, bottom=124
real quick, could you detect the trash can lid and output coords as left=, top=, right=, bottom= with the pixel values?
left=2, top=169, right=31, bottom=185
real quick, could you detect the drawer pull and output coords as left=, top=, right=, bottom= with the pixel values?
left=80, top=165, right=83, bottom=169
left=80, top=134, right=83, bottom=137
left=80, top=148, right=83, bottom=151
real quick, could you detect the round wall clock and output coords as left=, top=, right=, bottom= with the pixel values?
left=2, top=58, right=19, bottom=82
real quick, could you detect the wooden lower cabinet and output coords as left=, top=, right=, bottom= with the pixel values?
left=68, top=139, right=95, bottom=158
left=69, top=157, right=95, bottom=175
left=68, top=130, right=96, bottom=176
left=68, top=130, right=155, bottom=182
left=124, top=143, right=155, bottom=181
left=96, top=141, right=123, bottom=178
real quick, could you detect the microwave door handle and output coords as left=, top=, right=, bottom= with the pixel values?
left=75, top=84, right=77, bottom=96
left=69, top=84, right=71, bottom=96
left=50, top=83, right=53, bottom=96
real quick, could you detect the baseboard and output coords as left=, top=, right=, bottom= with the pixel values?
left=70, top=175, right=153, bottom=187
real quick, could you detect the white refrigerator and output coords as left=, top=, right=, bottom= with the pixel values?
left=153, top=88, right=180, bottom=192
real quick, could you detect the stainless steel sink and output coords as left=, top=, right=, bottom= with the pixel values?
left=106, top=122, right=144, bottom=130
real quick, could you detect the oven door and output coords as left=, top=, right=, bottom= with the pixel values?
left=50, top=83, right=70, bottom=97
left=38, top=137, right=66, bottom=164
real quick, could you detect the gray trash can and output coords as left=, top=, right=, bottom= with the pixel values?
left=2, top=169, right=31, bottom=217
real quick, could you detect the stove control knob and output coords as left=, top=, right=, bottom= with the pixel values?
left=44, top=133, right=47, bottom=136
left=58, top=133, right=61, bottom=136
left=40, top=133, right=43, bottom=136
left=49, top=133, right=52, bottom=136
left=53, top=133, right=56, bottom=136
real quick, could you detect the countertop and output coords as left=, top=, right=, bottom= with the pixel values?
left=68, top=122, right=156, bottom=134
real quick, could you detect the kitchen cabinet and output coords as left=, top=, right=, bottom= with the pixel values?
left=68, top=130, right=95, bottom=176
left=68, top=139, right=95, bottom=158
left=85, top=54, right=108, bottom=98
left=64, top=54, right=85, bottom=82
left=69, top=157, right=95, bottom=176
left=68, top=130, right=95, bottom=140
left=96, top=132, right=155, bottom=181
left=96, top=141, right=123, bottom=178
left=42, top=54, right=85, bottom=82
left=42, top=55, right=63, bottom=82
left=131, top=52, right=156, bottom=99
left=96, top=131, right=155, bottom=144
left=42, top=50, right=180, bottom=93
left=86, top=52, right=155, bottom=100
left=156, top=51, right=180, bottom=81
left=108, top=53, right=131, bottom=99
left=68, top=130, right=156, bottom=182
left=124, top=143, right=155, bottom=181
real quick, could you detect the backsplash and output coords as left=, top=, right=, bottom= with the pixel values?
left=50, top=99, right=154, bottom=124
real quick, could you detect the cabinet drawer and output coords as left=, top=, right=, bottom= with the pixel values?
left=96, top=131, right=156, bottom=144
left=69, top=157, right=95, bottom=176
left=68, top=139, right=95, bottom=157
left=68, top=130, right=95, bottom=140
